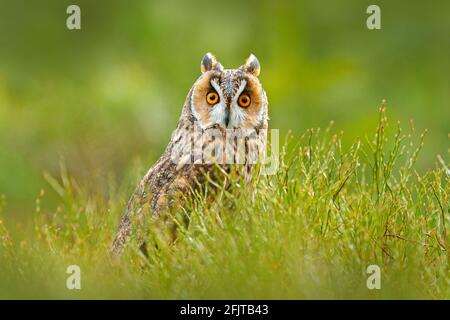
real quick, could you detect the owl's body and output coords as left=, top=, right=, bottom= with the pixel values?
left=111, top=53, right=269, bottom=256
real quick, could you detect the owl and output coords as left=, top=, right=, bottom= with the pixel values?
left=111, top=53, right=269, bottom=256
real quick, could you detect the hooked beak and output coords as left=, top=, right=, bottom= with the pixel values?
left=224, top=108, right=230, bottom=127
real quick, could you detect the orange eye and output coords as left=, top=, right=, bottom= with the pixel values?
left=238, top=94, right=251, bottom=108
left=206, top=92, right=219, bottom=105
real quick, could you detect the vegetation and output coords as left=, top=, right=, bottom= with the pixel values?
left=0, top=108, right=448, bottom=299
left=0, top=0, right=448, bottom=300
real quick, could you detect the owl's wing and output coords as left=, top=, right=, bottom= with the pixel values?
left=111, top=139, right=225, bottom=257
left=110, top=152, right=182, bottom=257
left=110, top=171, right=154, bottom=257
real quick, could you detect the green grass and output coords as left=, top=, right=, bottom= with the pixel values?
left=0, top=108, right=448, bottom=299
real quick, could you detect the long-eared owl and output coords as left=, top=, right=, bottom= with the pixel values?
left=111, top=53, right=269, bottom=256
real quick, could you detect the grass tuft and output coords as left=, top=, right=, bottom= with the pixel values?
left=0, top=108, right=448, bottom=299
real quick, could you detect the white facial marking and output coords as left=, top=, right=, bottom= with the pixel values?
left=232, top=80, right=248, bottom=105
left=210, top=79, right=224, bottom=102
left=228, top=80, right=248, bottom=128
left=207, top=78, right=227, bottom=128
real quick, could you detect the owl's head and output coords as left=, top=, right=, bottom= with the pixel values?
left=189, top=53, right=268, bottom=130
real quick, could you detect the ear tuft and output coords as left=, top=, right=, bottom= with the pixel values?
left=201, top=52, right=223, bottom=73
left=241, top=54, right=260, bottom=77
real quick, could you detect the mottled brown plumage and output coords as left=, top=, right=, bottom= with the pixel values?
left=111, top=53, right=269, bottom=256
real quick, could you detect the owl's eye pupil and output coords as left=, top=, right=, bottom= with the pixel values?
left=242, top=97, right=248, bottom=103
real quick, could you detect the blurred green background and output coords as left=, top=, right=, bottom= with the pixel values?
left=0, top=0, right=449, bottom=215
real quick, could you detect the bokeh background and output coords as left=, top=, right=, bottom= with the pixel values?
left=0, top=0, right=449, bottom=216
